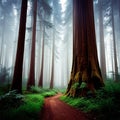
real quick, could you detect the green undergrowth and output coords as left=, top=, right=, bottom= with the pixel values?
left=0, top=87, right=59, bottom=120
left=58, top=88, right=66, bottom=94
left=0, top=93, right=44, bottom=120
left=0, top=84, right=10, bottom=95
left=24, top=86, right=58, bottom=97
left=60, top=81, right=120, bottom=120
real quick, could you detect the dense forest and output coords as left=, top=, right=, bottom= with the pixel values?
left=0, top=0, right=120, bottom=120
left=0, top=0, right=120, bottom=91
left=0, top=0, right=73, bottom=90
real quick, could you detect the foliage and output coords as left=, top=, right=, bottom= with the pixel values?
left=0, top=86, right=62, bottom=120
left=0, top=90, right=24, bottom=110
left=60, top=81, right=120, bottom=120
left=28, top=86, right=42, bottom=93
left=0, top=84, right=10, bottom=95
left=0, top=65, right=11, bottom=94
left=41, top=90, right=57, bottom=97
left=26, top=86, right=58, bottom=97
left=57, top=88, right=66, bottom=94
left=71, top=82, right=79, bottom=89
left=0, top=65, right=10, bottom=85
left=0, top=94, right=44, bottom=120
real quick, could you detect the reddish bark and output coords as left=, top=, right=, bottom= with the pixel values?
left=27, top=0, right=37, bottom=90
left=11, top=0, right=28, bottom=93
left=66, top=0, right=104, bottom=97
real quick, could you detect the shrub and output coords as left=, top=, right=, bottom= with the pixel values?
left=0, top=90, right=24, bottom=110
left=60, top=81, right=120, bottom=120
left=0, top=94, right=44, bottom=120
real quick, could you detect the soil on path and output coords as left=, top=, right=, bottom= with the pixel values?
left=40, top=93, right=89, bottom=120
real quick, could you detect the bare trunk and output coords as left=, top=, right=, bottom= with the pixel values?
left=111, top=0, right=118, bottom=81
left=36, top=22, right=42, bottom=83
left=38, top=22, right=45, bottom=87
left=119, top=0, right=120, bottom=23
left=0, top=14, right=5, bottom=65
left=11, top=0, right=27, bottom=93
left=98, top=0, right=106, bottom=79
left=27, top=0, right=37, bottom=90
left=66, top=0, right=104, bottom=97
left=50, top=25, right=55, bottom=89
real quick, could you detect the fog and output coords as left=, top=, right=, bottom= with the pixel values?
left=0, top=0, right=120, bottom=89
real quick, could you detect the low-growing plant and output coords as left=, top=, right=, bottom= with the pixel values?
left=26, top=86, right=58, bottom=97
left=72, top=82, right=79, bottom=89
left=0, top=84, right=11, bottom=95
left=0, top=94, right=44, bottom=120
left=60, top=81, right=120, bottom=120
left=29, top=86, right=42, bottom=93
left=0, top=90, right=24, bottom=110
left=42, top=90, right=57, bottom=97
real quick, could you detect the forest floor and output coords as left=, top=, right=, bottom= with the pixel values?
left=40, top=93, right=89, bottom=120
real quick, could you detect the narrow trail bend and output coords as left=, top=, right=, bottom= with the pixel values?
left=40, top=93, right=89, bottom=120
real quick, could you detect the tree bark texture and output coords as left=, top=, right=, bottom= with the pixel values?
left=27, top=0, right=37, bottom=90
left=11, top=0, right=28, bottom=93
left=66, top=0, right=104, bottom=97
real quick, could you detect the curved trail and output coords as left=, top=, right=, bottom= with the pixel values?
left=40, top=94, right=89, bottom=120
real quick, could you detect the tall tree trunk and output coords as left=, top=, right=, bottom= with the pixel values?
left=66, top=23, right=71, bottom=84
left=27, top=0, right=37, bottom=90
left=66, top=0, right=104, bottom=97
left=0, top=14, right=5, bottom=65
left=98, top=0, right=106, bottom=80
left=50, top=25, right=55, bottom=89
left=118, top=0, right=120, bottom=24
left=109, top=37, right=114, bottom=80
left=36, top=20, right=42, bottom=83
left=38, top=20, right=45, bottom=87
left=111, top=0, right=118, bottom=81
left=11, top=0, right=28, bottom=93
left=4, top=44, right=8, bottom=68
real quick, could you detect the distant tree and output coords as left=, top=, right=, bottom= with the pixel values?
left=27, top=0, right=37, bottom=90
left=111, top=0, right=118, bottom=81
left=38, top=15, right=45, bottom=87
left=117, top=0, right=120, bottom=23
left=50, top=1, right=55, bottom=89
left=38, top=0, right=52, bottom=87
left=50, top=24, right=55, bottom=89
left=0, top=1, right=6, bottom=65
left=66, top=0, right=104, bottom=97
left=102, top=0, right=119, bottom=81
left=0, top=65, right=9, bottom=84
left=98, top=0, right=106, bottom=79
left=11, top=0, right=28, bottom=93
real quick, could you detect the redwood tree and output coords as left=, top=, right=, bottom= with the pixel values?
left=38, top=21, right=45, bottom=87
left=27, top=0, right=37, bottom=90
left=50, top=19, right=55, bottom=89
left=11, top=0, right=28, bottom=93
left=66, top=0, right=104, bottom=97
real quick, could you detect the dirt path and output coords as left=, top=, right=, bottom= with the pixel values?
left=40, top=93, right=89, bottom=120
